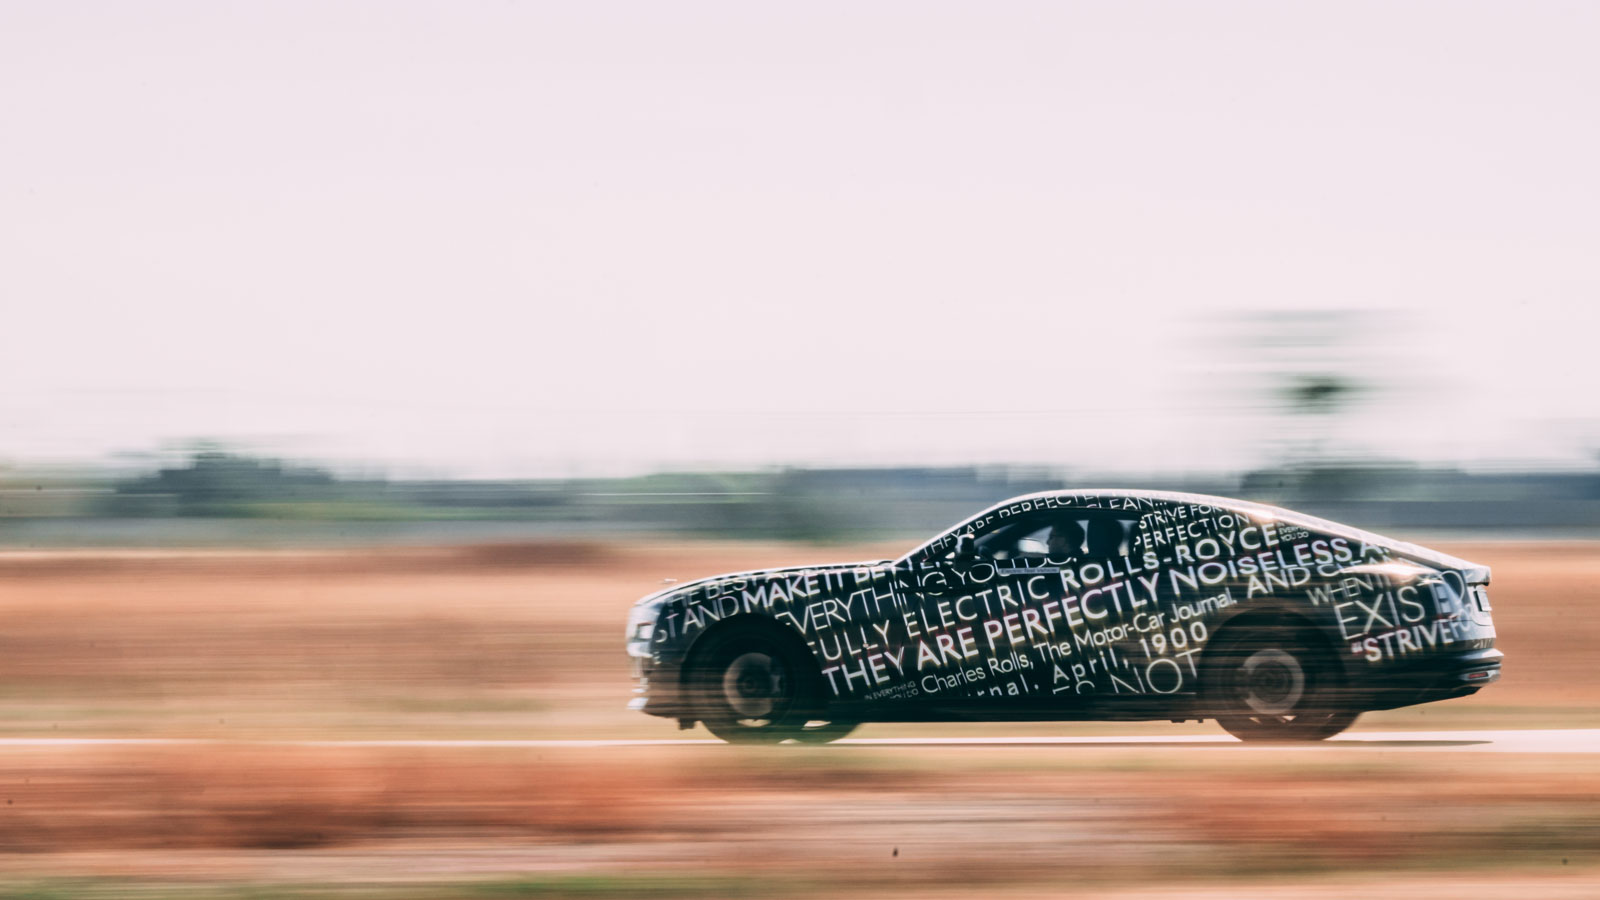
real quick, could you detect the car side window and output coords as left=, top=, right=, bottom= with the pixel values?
left=974, top=514, right=1084, bottom=560
left=913, top=504, right=1139, bottom=567
left=973, top=513, right=1137, bottom=561
left=1011, top=524, right=1053, bottom=557
left=1082, top=516, right=1135, bottom=559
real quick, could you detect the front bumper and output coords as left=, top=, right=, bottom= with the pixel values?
left=628, top=642, right=690, bottom=718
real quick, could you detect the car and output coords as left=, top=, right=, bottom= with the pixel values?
left=624, top=489, right=1501, bottom=743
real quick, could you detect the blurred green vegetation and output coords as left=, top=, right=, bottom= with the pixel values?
left=2, top=448, right=1598, bottom=545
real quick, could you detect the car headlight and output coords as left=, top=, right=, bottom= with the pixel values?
left=627, top=599, right=662, bottom=643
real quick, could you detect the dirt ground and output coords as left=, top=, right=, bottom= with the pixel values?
left=0, top=743, right=1596, bottom=898
left=0, top=540, right=1595, bottom=896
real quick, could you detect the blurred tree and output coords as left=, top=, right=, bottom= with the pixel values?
left=112, top=445, right=337, bottom=516
left=1282, top=372, right=1357, bottom=416
left=1238, top=310, right=1374, bottom=467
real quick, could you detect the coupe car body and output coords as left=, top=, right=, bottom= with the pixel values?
left=625, top=490, right=1501, bottom=742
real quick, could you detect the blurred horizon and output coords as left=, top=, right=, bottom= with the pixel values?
left=7, top=444, right=1600, bottom=548
left=6, top=430, right=1600, bottom=481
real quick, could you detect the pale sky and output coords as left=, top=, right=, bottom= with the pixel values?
left=3, top=2, right=1597, bottom=477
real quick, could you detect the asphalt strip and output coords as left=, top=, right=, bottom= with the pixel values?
left=0, top=729, right=1595, bottom=752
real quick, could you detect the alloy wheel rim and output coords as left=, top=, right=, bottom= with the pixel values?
left=721, top=651, right=787, bottom=719
left=1238, top=648, right=1305, bottom=716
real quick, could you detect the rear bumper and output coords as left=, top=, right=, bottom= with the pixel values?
left=1356, top=647, right=1504, bottom=711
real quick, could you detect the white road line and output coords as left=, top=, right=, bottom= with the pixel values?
left=0, top=729, right=1595, bottom=752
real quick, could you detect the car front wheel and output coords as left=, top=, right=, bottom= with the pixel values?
left=1204, top=629, right=1358, bottom=742
left=690, top=628, right=809, bottom=744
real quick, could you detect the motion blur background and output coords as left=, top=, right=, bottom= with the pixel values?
left=2, top=2, right=1598, bottom=898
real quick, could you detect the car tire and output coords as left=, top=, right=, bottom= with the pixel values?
left=689, top=627, right=811, bottom=744
left=1203, top=626, right=1358, bottom=742
left=1297, top=709, right=1360, bottom=740
left=792, top=718, right=860, bottom=744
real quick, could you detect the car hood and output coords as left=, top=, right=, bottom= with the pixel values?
left=632, top=559, right=892, bottom=607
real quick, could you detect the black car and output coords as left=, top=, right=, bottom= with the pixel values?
left=625, top=490, right=1501, bottom=742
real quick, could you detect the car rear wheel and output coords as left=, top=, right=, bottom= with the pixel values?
left=690, top=628, right=810, bottom=744
left=1204, top=628, right=1358, bottom=742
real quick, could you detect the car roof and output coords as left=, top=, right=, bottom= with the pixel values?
left=897, top=488, right=1444, bottom=566
left=978, top=487, right=1264, bottom=514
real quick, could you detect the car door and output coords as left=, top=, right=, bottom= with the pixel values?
left=1123, top=500, right=1262, bottom=696
left=1028, top=510, right=1169, bottom=700
left=899, top=509, right=1094, bottom=713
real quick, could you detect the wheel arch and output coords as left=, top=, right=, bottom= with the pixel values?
left=1202, top=602, right=1348, bottom=690
left=678, top=613, right=823, bottom=697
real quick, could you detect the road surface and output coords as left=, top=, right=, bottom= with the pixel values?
left=0, top=728, right=1595, bottom=752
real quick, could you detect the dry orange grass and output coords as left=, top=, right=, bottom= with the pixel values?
left=0, top=743, right=1593, bottom=891
left=0, top=539, right=1592, bottom=738
left=0, top=540, right=904, bottom=739
left=0, top=746, right=714, bottom=852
